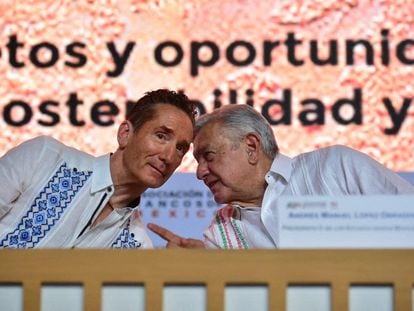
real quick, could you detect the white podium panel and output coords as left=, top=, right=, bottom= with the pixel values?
left=278, top=195, right=414, bottom=248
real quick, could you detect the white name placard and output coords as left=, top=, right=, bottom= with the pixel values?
left=277, top=195, right=414, bottom=248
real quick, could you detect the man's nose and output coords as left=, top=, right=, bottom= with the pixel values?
left=160, top=145, right=176, bottom=164
left=196, top=161, right=209, bottom=180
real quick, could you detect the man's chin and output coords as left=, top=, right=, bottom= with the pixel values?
left=213, top=193, right=228, bottom=205
left=148, top=180, right=167, bottom=189
left=143, top=175, right=168, bottom=189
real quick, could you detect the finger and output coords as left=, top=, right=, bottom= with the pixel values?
left=166, top=241, right=180, bottom=248
left=147, top=223, right=183, bottom=244
left=182, top=238, right=205, bottom=249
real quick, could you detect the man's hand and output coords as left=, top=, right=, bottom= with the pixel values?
left=147, top=223, right=205, bottom=249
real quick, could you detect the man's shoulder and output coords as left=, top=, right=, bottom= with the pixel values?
left=3, top=135, right=61, bottom=157
left=22, top=135, right=96, bottom=166
left=311, top=144, right=355, bottom=155
left=293, top=145, right=371, bottom=176
left=299, top=145, right=363, bottom=161
left=20, top=135, right=70, bottom=150
left=28, top=135, right=65, bottom=149
left=36, top=136, right=91, bottom=155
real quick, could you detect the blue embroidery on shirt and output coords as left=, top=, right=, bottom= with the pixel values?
left=0, top=163, right=92, bottom=248
left=112, top=219, right=141, bottom=249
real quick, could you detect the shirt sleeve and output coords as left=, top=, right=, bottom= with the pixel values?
left=202, top=208, right=224, bottom=249
left=203, top=228, right=220, bottom=249
left=0, top=136, right=46, bottom=218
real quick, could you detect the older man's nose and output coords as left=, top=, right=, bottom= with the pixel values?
left=196, top=161, right=209, bottom=180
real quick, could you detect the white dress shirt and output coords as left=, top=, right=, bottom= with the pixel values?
left=204, top=145, right=414, bottom=249
left=0, top=136, right=153, bottom=249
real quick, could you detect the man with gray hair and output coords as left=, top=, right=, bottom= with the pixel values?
left=148, top=104, right=414, bottom=249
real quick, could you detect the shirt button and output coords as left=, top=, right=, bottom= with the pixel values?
left=107, top=186, right=112, bottom=192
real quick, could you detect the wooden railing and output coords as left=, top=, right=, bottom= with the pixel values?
left=0, top=249, right=413, bottom=311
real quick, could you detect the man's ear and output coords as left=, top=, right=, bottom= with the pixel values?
left=117, top=120, right=133, bottom=149
left=244, top=132, right=261, bottom=164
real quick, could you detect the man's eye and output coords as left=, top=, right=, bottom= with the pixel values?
left=205, top=152, right=215, bottom=161
left=176, top=145, right=186, bottom=155
left=156, top=133, right=167, bottom=140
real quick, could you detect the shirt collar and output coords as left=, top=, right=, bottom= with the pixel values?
left=90, top=153, right=113, bottom=194
left=266, top=153, right=293, bottom=183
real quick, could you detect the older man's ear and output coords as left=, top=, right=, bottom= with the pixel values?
left=244, top=133, right=261, bottom=164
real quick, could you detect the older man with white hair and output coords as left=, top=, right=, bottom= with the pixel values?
left=148, top=105, right=414, bottom=249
